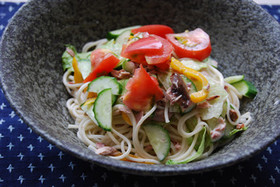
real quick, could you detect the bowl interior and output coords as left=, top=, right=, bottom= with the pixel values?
left=0, top=0, right=280, bottom=175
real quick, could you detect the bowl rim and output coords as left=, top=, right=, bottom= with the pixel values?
left=1, top=0, right=280, bottom=176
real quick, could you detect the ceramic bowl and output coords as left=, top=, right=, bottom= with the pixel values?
left=0, top=0, right=280, bottom=176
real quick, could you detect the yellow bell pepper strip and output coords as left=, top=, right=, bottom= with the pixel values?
left=170, top=57, right=210, bottom=103
left=121, top=112, right=132, bottom=126
left=72, top=56, right=84, bottom=83
left=83, top=97, right=96, bottom=106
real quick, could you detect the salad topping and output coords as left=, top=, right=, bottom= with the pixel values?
left=62, top=24, right=257, bottom=164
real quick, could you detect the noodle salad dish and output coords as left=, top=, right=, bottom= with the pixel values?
left=62, top=25, right=257, bottom=165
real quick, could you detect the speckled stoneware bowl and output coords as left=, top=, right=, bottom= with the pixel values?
left=0, top=0, right=280, bottom=176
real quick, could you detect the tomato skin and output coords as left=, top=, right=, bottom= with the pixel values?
left=121, top=35, right=173, bottom=67
left=121, top=43, right=148, bottom=65
left=145, top=35, right=173, bottom=66
left=122, top=36, right=163, bottom=55
left=153, top=62, right=170, bottom=70
left=131, top=24, right=174, bottom=38
left=166, top=28, right=211, bottom=61
left=83, top=49, right=120, bottom=83
left=121, top=36, right=164, bottom=65
left=123, top=65, right=163, bottom=111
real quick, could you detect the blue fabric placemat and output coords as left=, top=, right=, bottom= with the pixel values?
left=0, top=2, right=280, bottom=187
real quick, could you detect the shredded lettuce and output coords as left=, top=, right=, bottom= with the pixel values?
left=217, top=125, right=248, bottom=146
left=77, top=51, right=91, bottom=60
left=194, top=126, right=211, bottom=150
left=206, top=117, right=220, bottom=130
left=97, top=39, right=122, bottom=56
left=180, top=58, right=208, bottom=71
left=185, top=116, right=198, bottom=145
left=61, top=44, right=91, bottom=72
left=97, top=39, right=128, bottom=68
left=157, top=71, right=172, bottom=90
left=166, top=127, right=207, bottom=165
left=62, top=44, right=77, bottom=71
left=205, top=57, right=218, bottom=68
left=179, top=57, right=217, bottom=71
left=77, top=59, right=91, bottom=79
left=229, top=126, right=248, bottom=136
left=199, top=78, right=228, bottom=120
left=186, top=116, right=198, bottom=131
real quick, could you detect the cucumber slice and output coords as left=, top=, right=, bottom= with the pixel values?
left=143, top=123, right=170, bottom=161
left=224, top=75, right=244, bottom=84
left=87, top=76, right=122, bottom=95
left=157, top=71, right=172, bottom=90
left=107, top=25, right=140, bottom=40
left=232, top=80, right=257, bottom=98
left=93, top=88, right=113, bottom=131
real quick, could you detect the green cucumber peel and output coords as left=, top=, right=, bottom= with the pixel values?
left=143, top=123, right=171, bottom=162
left=93, top=88, right=113, bottom=131
left=106, top=25, right=141, bottom=40
left=232, top=80, right=257, bottom=98
left=224, top=75, right=244, bottom=84
left=87, top=76, right=122, bottom=95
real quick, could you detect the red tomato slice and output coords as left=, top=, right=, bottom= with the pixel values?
left=83, top=49, right=120, bottom=82
left=131, top=24, right=174, bottom=38
left=166, top=28, right=211, bottom=61
left=145, top=35, right=173, bottom=66
left=123, top=65, right=163, bottom=111
left=121, top=43, right=148, bottom=65
left=121, top=35, right=173, bottom=67
left=122, top=36, right=163, bottom=56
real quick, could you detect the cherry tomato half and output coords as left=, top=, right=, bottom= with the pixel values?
left=122, top=36, right=163, bottom=60
left=145, top=35, right=173, bottom=66
left=121, top=35, right=173, bottom=68
left=123, top=65, right=164, bottom=111
left=83, top=49, right=120, bottom=83
left=166, top=28, right=211, bottom=61
left=131, top=24, right=174, bottom=38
